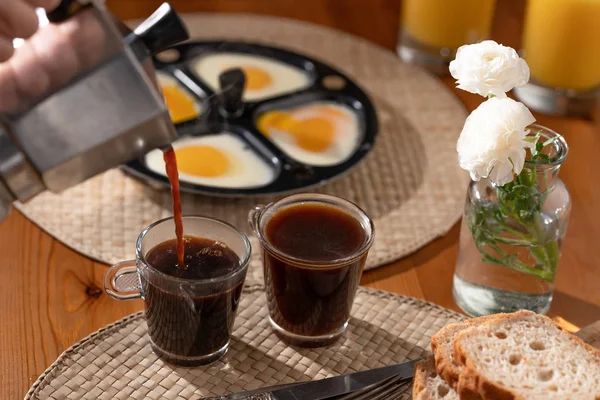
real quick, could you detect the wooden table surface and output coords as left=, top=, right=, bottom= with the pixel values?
left=2, top=1, right=600, bottom=398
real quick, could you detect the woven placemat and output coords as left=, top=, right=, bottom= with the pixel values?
left=15, top=14, right=468, bottom=280
left=25, top=286, right=465, bottom=400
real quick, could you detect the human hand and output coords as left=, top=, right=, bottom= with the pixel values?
left=0, top=6, right=106, bottom=114
left=0, top=0, right=60, bottom=61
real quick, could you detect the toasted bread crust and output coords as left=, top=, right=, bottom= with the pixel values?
left=413, top=357, right=460, bottom=400
left=412, top=358, right=434, bottom=398
left=452, top=310, right=600, bottom=400
left=431, top=315, right=497, bottom=390
left=458, top=366, right=516, bottom=400
left=456, top=369, right=484, bottom=400
left=431, top=322, right=465, bottom=388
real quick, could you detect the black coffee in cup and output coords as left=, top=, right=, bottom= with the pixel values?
left=263, top=203, right=368, bottom=346
left=142, top=236, right=242, bottom=365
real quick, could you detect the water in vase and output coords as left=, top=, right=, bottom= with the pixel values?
left=453, top=210, right=565, bottom=317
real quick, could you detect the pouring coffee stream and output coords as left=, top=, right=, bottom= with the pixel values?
left=163, top=147, right=185, bottom=268
left=161, top=68, right=247, bottom=269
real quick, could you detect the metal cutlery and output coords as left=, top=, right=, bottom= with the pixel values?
left=206, top=358, right=420, bottom=400
left=332, top=373, right=412, bottom=400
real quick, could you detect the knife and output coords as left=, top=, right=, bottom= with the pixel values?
left=206, top=358, right=421, bottom=400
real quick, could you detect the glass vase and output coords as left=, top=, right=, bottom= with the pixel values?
left=453, top=125, right=570, bottom=317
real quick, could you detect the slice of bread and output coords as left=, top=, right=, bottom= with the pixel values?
left=413, top=358, right=459, bottom=400
left=431, top=315, right=496, bottom=389
left=453, top=310, right=600, bottom=400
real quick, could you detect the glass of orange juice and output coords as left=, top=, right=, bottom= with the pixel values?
left=398, top=0, right=497, bottom=75
left=514, top=0, right=600, bottom=117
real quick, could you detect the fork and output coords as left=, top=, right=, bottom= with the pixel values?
left=205, top=370, right=414, bottom=400
left=329, top=373, right=412, bottom=400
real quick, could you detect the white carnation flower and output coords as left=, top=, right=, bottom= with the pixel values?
left=449, top=40, right=530, bottom=98
left=457, top=97, right=536, bottom=186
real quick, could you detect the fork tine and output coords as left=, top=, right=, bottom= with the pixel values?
left=396, top=379, right=414, bottom=400
left=386, top=380, right=411, bottom=398
left=334, top=374, right=402, bottom=400
left=378, top=379, right=412, bottom=400
left=334, top=374, right=410, bottom=400
left=353, top=377, right=412, bottom=400
left=358, top=378, right=411, bottom=400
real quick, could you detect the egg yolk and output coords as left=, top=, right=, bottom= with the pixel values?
left=175, top=145, right=229, bottom=177
left=258, top=106, right=350, bottom=153
left=239, top=66, right=273, bottom=90
left=161, top=84, right=199, bottom=124
left=257, top=111, right=296, bottom=133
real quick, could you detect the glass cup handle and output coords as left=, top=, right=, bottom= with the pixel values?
left=104, top=260, right=142, bottom=300
left=248, top=205, right=264, bottom=234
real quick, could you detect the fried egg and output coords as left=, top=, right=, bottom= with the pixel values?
left=145, top=133, right=275, bottom=188
left=157, top=73, right=202, bottom=124
left=192, top=53, right=311, bottom=101
left=257, top=102, right=361, bottom=166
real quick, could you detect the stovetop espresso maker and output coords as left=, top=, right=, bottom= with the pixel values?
left=0, top=0, right=189, bottom=220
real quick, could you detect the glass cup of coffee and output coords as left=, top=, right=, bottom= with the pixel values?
left=249, top=194, right=374, bottom=347
left=104, top=216, right=251, bottom=366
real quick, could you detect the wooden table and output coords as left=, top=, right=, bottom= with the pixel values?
left=2, top=1, right=599, bottom=398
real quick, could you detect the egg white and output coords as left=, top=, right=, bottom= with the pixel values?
left=145, top=134, right=275, bottom=188
left=156, top=72, right=177, bottom=86
left=192, top=53, right=311, bottom=101
left=262, top=102, right=362, bottom=166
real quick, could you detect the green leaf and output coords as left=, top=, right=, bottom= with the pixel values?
left=531, top=241, right=560, bottom=273
left=531, top=141, right=543, bottom=158
left=495, top=236, right=535, bottom=246
left=493, top=208, right=505, bottom=221
left=481, top=253, right=506, bottom=266
left=531, top=136, right=558, bottom=162
left=517, top=168, right=537, bottom=187
left=523, top=136, right=538, bottom=144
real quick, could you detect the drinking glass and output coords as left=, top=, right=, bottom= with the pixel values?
left=398, top=0, right=497, bottom=75
left=514, top=0, right=600, bottom=117
left=104, top=216, right=251, bottom=366
left=249, top=194, right=374, bottom=347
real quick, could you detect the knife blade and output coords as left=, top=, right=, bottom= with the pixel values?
left=209, top=358, right=421, bottom=400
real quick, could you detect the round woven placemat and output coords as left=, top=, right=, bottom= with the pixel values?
left=15, top=14, right=468, bottom=280
left=25, top=286, right=464, bottom=400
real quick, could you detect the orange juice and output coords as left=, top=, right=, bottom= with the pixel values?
left=523, top=0, right=600, bottom=91
left=401, top=0, right=496, bottom=50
